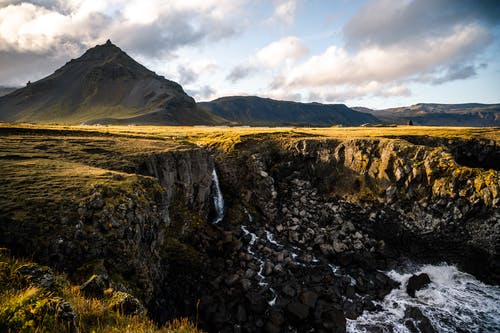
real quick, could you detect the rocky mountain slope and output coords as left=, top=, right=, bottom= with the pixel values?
left=0, top=41, right=223, bottom=125
left=356, top=103, right=500, bottom=126
left=0, top=86, right=18, bottom=97
left=0, top=124, right=499, bottom=332
left=199, top=96, right=380, bottom=126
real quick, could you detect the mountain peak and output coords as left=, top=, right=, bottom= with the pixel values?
left=79, top=40, right=124, bottom=62
left=0, top=40, right=223, bottom=125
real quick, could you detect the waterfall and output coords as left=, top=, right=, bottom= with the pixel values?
left=211, top=169, right=224, bottom=224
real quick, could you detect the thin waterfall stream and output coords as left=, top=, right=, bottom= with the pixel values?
left=211, top=169, right=224, bottom=224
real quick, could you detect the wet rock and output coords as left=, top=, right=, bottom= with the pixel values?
left=404, top=306, right=436, bottom=333
left=407, top=273, right=431, bottom=297
left=321, top=309, right=346, bottom=333
left=264, top=261, right=274, bottom=275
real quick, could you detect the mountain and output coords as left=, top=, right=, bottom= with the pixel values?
left=355, top=103, right=500, bottom=126
left=198, top=96, right=380, bottom=126
left=0, top=40, right=223, bottom=125
left=0, top=86, right=19, bottom=97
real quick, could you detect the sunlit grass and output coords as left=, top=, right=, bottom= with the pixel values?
left=0, top=250, right=203, bottom=333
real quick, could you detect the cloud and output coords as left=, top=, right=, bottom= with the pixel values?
left=225, top=36, right=307, bottom=83
left=344, top=0, right=500, bottom=50
left=177, top=60, right=217, bottom=85
left=269, top=0, right=297, bottom=27
left=301, top=82, right=411, bottom=103
left=186, top=85, right=216, bottom=101
left=273, top=24, right=489, bottom=89
left=0, top=50, right=66, bottom=84
left=226, top=65, right=259, bottom=83
left=0, top=0, right=248, bottom=84
left=430, top=63, right=487, bottom=85
left=256, top=36, right=308, bottom=68
left=177, top=65, right=197, bottom=85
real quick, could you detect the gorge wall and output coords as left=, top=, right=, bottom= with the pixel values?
left=1, top=132, right=499, bottom=332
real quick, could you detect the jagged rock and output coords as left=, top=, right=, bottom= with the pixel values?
left=15, top=263, right=55, bottom=289
left=264, top=261, right=274, bottom=275
left=80, top=274, right=107, bottom=298
left=407, top=273, right=431, bottom=297
left=333, top=240, right=347, bottom=253
left=404, top=306, right=436, bottom=333
left=108, top=291, right=145, bottom=316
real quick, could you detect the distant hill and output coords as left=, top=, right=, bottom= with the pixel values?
left=199, top=96, right=380, bottom=126
left=0, top=86, right=19, bottom=97
left=355, top=103, right=500, bottom=126
left=0, top=40, right=223, bottom=125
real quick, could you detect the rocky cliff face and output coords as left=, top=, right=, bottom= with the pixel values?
left=216, top=137, right=499, bottom=282
left=1, top=131, right=499, bottom=332
left=0, top=148, right=215, bottom=310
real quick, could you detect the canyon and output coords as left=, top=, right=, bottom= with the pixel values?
left=0, top=124, right=498, bottom=332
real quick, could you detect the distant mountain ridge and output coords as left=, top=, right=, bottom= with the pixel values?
left=199, top=96, right=379, bottom=126
left=0, top=40, right=223, bottom=125
left=355, top=103, right=500, bottom=126
left=0, top=40, right=498, bottom=127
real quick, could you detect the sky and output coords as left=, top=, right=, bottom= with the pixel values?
left=0, top=0, right=499, bottom=109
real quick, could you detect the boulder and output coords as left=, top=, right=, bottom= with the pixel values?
left=406, top=273, right=431, bottom=297
left=404, top=306, right=435, bottom=333
left=108, top=291, right=145, bottom=316
left=80, top=274, right=107, bottom=298
left=15, top=263, right=55, bottom=289
left=286, top=302, right=310, bottom=322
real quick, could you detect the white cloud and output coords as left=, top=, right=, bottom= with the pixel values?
left=256, top=36, right=308, bottom=68
left=275, top=24, right=489, bottom=88
left=177, top=59, right=218, bottom=85
left=269, top=0, right=297, bottom=26
left=0, top=0, right=248, bottom=56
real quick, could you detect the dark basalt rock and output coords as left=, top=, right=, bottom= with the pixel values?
left=286, top=302, right=310, bottom=322
left=79, top=274, right=107, bottom=298
left=407, top=273, right=432, bottom=297
left=404, top=306, right=436, bottom=333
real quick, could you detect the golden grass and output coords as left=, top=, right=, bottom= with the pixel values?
left=2, top=122, right=498, bottom=143
left=0, top=251, right=203, bottom=333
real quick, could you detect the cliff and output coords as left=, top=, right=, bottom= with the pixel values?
left=0, top=124, right=499, bottom=332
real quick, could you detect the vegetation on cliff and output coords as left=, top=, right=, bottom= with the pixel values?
left=0, top=249, right=202, bottom=333
left=0, top=122, right=499, bottom=331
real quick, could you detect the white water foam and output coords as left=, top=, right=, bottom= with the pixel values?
left=265, top=230, right=281, bottom=247
left=347, top=263, right=500, bottom=333
left=211, top=169, right=224, bottom=224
